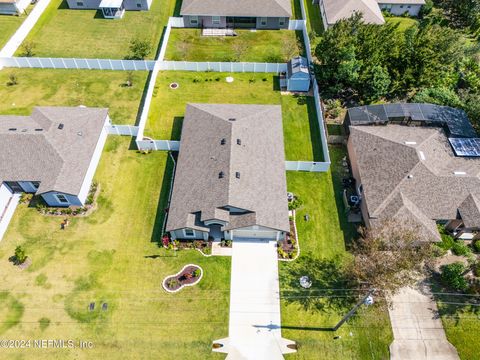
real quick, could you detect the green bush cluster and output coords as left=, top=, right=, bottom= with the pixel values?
left=441, top=262, right=468, bottom=292
left=451, top=242, right=472, bottom=256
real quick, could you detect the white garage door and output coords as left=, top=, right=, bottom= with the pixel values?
left=233, top=229, right=278, bottom=240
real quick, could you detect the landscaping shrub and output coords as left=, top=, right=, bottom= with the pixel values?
left=441, top=262, right=468, bottom=292
left=451, top=241, right=471, bottom=256
left=436, top=227, right=455, bottom=250
left=288, top=196, right=303, bottom=210
left=473, top=240, right=480, bottom=253
left=192, top=269, right=201, bottom=278
left=14, top=246, right=27, bottom=265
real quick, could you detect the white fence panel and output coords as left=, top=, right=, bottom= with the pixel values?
left=0, top=57, right=156, bottom=70
left=169, top=17, right=185, bottom=28
left=106, top=125, right=139, bottom=136
left=285, top=161, right=330, bottom=172
left=312, top=78, right=331, bottom=165
left=158, top=61, right=286, bottom=73
left=288, top=20, right=306, bottom=31
left=136, top=140, right=180, bottom=151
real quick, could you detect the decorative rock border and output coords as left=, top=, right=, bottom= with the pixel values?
left=162, top=264, right=203, bottom=293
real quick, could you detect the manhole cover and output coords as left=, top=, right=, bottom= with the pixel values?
left=169, top=82, right=179, bottom=89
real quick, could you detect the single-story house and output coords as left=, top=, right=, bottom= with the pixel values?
left=180, top=0, right=292, bottom=29
left=166, top=103, right=290, bottom=241
left=315, top=0, right=425, bottom=30
left=346, top=104, right=480, bottom=241
left=286, top=56, right=311, bottom=92
left=378, top=0, right=425, bottom=17
left=0, top=106, right=110, bottom=208
left=65, top=0, right=152, bottom=19
left=0, top=0, right=30, bottom=15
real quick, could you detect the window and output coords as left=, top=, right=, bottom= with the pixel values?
left=260, top=17, right=267, bottom=26
left=31, top=182, right=40, bottom=190
left=212, top=16, right=220, bottom=25
left=279, top=18, right=285, bottom=26
left=55, top=194, right=69, bottom=204
left=183, top=229, right=195, bottom=237
left=190, top=16, right=198, bottom=25
left=76, top=1, right=83, bottom=6
left=136, top=3, right=141, bottom=7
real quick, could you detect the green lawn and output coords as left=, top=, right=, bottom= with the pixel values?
left=386, top=16, right=419, bottom=32
left=146, top=71, right=323, bottom=161
left=16, top=0, right=176, bottom=59
left=0, top=68, right=148, bottom=124
left=432, top=281, right=480, bottom=360
left=0, top=136, right=230, bottom=359
left=303, top=0, right=324, bottom=36
left=165, top=29, right=304, bottom=62
left=280, top=146, right=393, bottom=359
left=0, top=8, right=32, bottom=50
left=291, top=0, right=302, bottom=20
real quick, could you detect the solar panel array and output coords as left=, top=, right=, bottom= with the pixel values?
left=449, top=138, right=480, bottom=157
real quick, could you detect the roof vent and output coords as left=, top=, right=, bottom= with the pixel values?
left=8, top=128, right=17, bottom=131
left=454, top=171, right=466, bottom=176
left=21, top=129, right=27, bottom=132
left=58, top=123, right=64, bottom=130
left=405, top=141, right=417, bottom=145
left=237, top=139, right=241, bottom=145
left=220, top=138, right=226, bottom=145
left=228, top=118, right=236, bottom=121
left=77, top=131, right=83, bottom=137
left=35, top=128, right=43, bottom=132
left=219, top=171, right=224, bottom=179
left=235, top=172, right=240, bottom=179
left=407, top=174, right=413, bottom=179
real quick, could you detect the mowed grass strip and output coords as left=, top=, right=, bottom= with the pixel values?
left=0, top=68, right=148, bottom=124
left=16, top=0, right=175, bottom=59
left=280, top=146, right=392, bottom=359
left=0, top=137, right=230, bottom=359
left=146, top=71, right=323, bottom=161
left=165, top=29, right=304, bottom=62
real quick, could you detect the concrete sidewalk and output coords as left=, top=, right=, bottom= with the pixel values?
left=213, top=239, right=295, bottom=359
left=388, top=285, right=459, bottom=360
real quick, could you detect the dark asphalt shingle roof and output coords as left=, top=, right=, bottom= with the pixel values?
left=166, top=103, right=290, bottom=233
left=180, top=0, right=292, bottom=17
left=0, top=107, right=108, bottom=196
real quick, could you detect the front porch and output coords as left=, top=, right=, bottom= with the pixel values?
left=99, top=0, right=125, bottom=19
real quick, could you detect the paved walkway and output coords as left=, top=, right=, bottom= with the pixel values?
left=388, top=285, right=459, bottom=360
left=213, top=239, right=295, bottom=359
left=0, top=0, right=52, bottom=58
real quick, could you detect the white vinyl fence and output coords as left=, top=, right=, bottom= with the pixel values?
left=0, top=57, right=156, bottom=70
left=285, top=161, right=330, bottom=172
left=288, top=20, right=306, bottom=31
left=106, top=125, right=139, bottom=136
left=136, top=140, right=180, bottom=151
left=169, top=16, right=185, bottom=28
left=158, top=61, right=287, bottom=73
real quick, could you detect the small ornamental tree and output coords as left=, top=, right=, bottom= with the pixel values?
left=441, top=262, right=468, bottom=292
left=128, top=38, right=152, bottom=60
left=14, top=246, right=27, bottom=264
left=347, top=219, right=435, bottom=293
left=20, top=41, right=36, bottom=57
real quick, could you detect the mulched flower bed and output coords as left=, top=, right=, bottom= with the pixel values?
left=163, top=265, right=202, bottom=292
left=278, top=214, right=298, bottom=260
left=162, top=236, right=212, bottom=255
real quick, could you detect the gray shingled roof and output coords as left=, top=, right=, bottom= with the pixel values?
left=321, top=0, right=385, bottom=26
left=349, top=125, right=480, bottom=235
left=287, top=56, right=309, bottom=76
left=458, top=194, right=480, bottom=229
left=180, top=0, right=292, bottom=17
left=0, top=107, right=108, bottom=196
left=347, top=103, right=477, bottom=138
left=166, top=103, right=290, bottom=233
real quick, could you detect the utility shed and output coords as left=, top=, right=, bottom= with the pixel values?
left=286, top=56, right=311, bottom=92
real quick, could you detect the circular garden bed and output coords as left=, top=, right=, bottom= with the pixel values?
left=162, top=264, right=203, bottom=293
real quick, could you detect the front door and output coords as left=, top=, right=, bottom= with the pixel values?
left=4, top=182, right=23, bottom=193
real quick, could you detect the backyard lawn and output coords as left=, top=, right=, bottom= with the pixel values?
left=280, top=146, right=393, bottom=359
left=16, top=0, right=175, bottom=59
left=0, top=68, right=148, bottom=124
left=386, top=16, right=419, bottom=32
left=146, top=71, right=324, bottom=161
left=0, top=137, right=230, bottom=359
left=0, top=8, right=31, bottom=50
left=165, top=29, right=304, bottom=63
left=303, top=0, right=323, bottom=36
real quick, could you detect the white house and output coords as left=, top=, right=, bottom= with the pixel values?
left=166, top=104, right=290, bottom=241
left=378, top=0, right=425, bottom=17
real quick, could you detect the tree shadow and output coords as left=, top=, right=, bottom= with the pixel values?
left=150, top=153, right=175, bottom=245
left=170, top=117, right=183, bottom=140
left=281, top=254, right=356, bottom=313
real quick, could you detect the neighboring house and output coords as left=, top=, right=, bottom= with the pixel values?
left=0, top=0, right=30, bottom=15
left=346, top=103, right=480, bottom=241
left=285, top=56, right=311, bottom=92
left=0, top=106, right=110, bottom=208
left=315, top=0, right=424, bottom=30
left=180, top=0, right=292, bottom=29
left=166, top=103, right=290, bottom=241
left=65, top=0, right=152, bottom=19
left=378, top=0, right=425, bottom=16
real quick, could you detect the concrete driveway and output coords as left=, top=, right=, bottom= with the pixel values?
left=213, top=238, right=295, bottom=359
left=388, top=285, right=459, bottom=360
